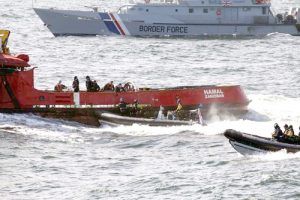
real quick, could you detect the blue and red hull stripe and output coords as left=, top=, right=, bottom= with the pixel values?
left=99, top=12, right=126, bottom=35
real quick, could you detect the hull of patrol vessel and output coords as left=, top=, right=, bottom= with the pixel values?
left=34, top=8, right=300, bottom=37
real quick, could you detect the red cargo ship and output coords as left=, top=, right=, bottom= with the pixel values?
left=0, top=30, right=250, bottom=126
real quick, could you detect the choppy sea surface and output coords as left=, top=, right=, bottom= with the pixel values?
left=1, top=0, right=300, bottom=199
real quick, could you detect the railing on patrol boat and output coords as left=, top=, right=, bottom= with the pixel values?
left=120, top=0, right=180, bottom=5
left=117, top=0, right=181, bottom=14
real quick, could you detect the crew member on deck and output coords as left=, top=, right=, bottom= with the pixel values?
left=91, top=80, right=100, bottom=92
left=115, top=83, right=124, bottom=92
left=54, top=80, right=67, bottom=92
left=72, top=76, right=79, bottom=92
left=103, top=81, right=115, bottom=91
left=86, top=76, right=93, bottom=92
left=124, top=82, right=135, bottom=91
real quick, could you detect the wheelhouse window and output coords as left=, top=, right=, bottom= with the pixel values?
left=203, top=8, right=208, bottom=13
left=189, top=8, right=194, bottom=13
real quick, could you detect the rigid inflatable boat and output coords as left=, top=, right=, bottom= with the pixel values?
left=224, top=129, right=300, bottom=155
left=99, top=112, right=194, bottom=127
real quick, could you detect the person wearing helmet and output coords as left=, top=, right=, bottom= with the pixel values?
left=287, top=125, right=295, bottom=137
left=272, top=123, right=283, bottom=140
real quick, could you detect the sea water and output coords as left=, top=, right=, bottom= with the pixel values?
left=1, top=0, right=300, bottom=199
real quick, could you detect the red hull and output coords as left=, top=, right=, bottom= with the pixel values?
left=0, top=31, right=249, bottom=126
left=0, top=68, right=249, bottom=113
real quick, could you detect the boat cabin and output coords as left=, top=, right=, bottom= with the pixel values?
left=117, top=0, right=299, bottom=25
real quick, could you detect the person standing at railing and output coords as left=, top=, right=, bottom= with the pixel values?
left=72, top=76, right=79, bottom=92
left=54, top=80, right=67, bottom=92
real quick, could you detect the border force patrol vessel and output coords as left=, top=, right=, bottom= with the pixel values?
left=34, top=0, right=300, bottom=37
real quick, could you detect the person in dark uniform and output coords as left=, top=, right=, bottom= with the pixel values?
left=86, top=76, right=93, bottom=92
left=72, top=76, right=79, bottom=92
left=91, top=80, right=100, bottom=92
left=272, top=123, right=284, bottom=141
left=130, top=99, right=140, bottom=116
left=115, top=83, right=124, bottom=92
left=119, top=98, right=127, bottom=114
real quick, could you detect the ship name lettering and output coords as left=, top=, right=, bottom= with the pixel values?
left=139, top=25, right=188, bottom=33
left=204, top=89, right=224, bottom=99
left=166, top=26, right=188, bottom=33
left=139, top=25, right=165, bottom=32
